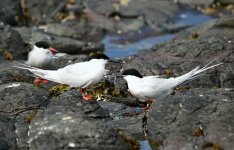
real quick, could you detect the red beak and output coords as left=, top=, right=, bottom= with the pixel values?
left=48, top=47, right=57, bottom=53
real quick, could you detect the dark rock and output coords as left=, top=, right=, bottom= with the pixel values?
left=217, top=0, right=234, bottom=4
left=118, top=0, right=178, bottom=28
left=85, top=0, right=179, bottom=33
left=25, top=0, right=66, bottom=24
left=15, top=27, right=104, bottom=55
left=0, top=63, right=63, bottom=94
left=0, top=25, right=27, bottom=61
left=98, top=101, right=143, bottom=120
left=147, top=88, right=234, bottom=150
left=0, top=65, right=34, bottom=85
left=0, top=82, right=49, bottom=116
left=175, top=0, right=214, bottom=6
left=0, top=83, right=50, bottom=149
left=29, top=90, right=128, bottom=150
left=0, top=61, right=14, bottom=72
left=178, top=17, right=234, bottom=39
left=0, top=115, right=17, bottom=150
left=106, top=112, right=144, bottom=137
left=24, top=0, right=88, bottom=25
left=45, top=22, right=105, bottom=42
left=53, top=54, right=87, bottom=69
left=0, top=0, right=26, bottom=26
left=0, top=82, right=49, bottom=149
left=49, top=90, right=109, bottom=118
left=14, top=110, right=38, bottom=149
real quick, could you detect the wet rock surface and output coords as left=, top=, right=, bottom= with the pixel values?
left=25, top=0, right=67, bottom=24
left=147, top=88, right=234, bottom=150
left=85, top=0, right=179, bottom=33
left=14, top=27, right=104, bottom=55
left=0, top=82, right=49, bottom=116
left=0, top=115, right=17, bottom=150
left=0, top=0, right=26, bottom=26
left=29, top=108, right=128, bottom=150
left=175, top=0, right=214, bottom=6
left=0, top=68, right=33, bottom=85
left=0, top=82, right=50, bottom=149
left=29, top=90, right=128, bottom=150
left=0, top=25, right=27, bottom=61
left=49, top=90, right=109, bottom=119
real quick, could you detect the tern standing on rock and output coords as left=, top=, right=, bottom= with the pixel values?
left=122, top=59, right=222, bottom=110
left=16, top=54, right=114, bottom=101
left=26, top=41, right=58, bottom=84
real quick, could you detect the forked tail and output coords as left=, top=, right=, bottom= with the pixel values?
left=13, top=62, right=60, bottom=83
left=175, top=58, right=223, bottom=86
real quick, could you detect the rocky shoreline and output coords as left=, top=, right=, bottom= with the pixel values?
left=0, top=0, right=234, bottom=150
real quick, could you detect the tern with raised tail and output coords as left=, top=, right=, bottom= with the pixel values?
left=15, top=54, right=114, bottom=100
left=122, top=59, right=222, bottom=110
left=26, top=41, right=58, bottom=84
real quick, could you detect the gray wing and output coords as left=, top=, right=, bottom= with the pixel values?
left=138, top=76, right=175, bottom=100
left=57, top=62, right=94, bottom=87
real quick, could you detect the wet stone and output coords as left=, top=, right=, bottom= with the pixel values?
left=15, top=27, right=104, bottom=55
left=147, top=88, right=234, bottom=149
left=25, top=0, right=66, bottom=24
left=0, top=25, right=26, bottom=61
left=0, top=115, right=17, bottom=150
left=52, top=54, right=87, bottom=69
left=0, top=82, right=49, bottom=116
left=14, top=110, right=38, bottom=149
left=85, top=0, right=179, bottom=33
left=45, top=23, right=105, bottom=42
left=29, top=90, right=128, bottom=150
left=49, top=90, right=109, bottom=119
left=175, top=0, right=214, bottom=6
left=0, top=67, right=34, bottom=85
left=0, top=0, right=26, bottom=26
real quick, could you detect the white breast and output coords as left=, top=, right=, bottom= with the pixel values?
left=27, top=46, right=53, bottom=68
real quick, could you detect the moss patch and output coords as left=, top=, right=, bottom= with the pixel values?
left=0, top=49, right=14, bottom=60
left=3, top=51, right=14, bottom=60
left=122, top=111, right=143, bottom=117
left=192, top=127, right=204, bottom=137
left=148, top=139, right=163, bottom=149
left=164, top=69, right=174, bottom=77
left=202, top=141, right=223, bottom=150
left=116, top=129, right=140, bottom=150
left=24, top=111, right=37, bottom=123
left=48, top=84, right=70, bottom=96
left=188, top=32, right=199, bottom=39
left=11, top=75, right=25, bottom=82
left=89, top=80, right=129, bottom=100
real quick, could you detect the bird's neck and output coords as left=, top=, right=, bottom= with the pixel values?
left=124, top=76, right=141, bottom=88
left=90, top=59, right=108, bottom=65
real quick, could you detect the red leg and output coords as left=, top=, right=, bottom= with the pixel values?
left=34, top=77, right=41, bottom=84
left=141, top=100, right=153, bottom=111
left=34, top=77, right=48, bottom=84
left=83, top=94, right=93, bottom=101
left=80, top=88, right=85, bottom=93
left=41, top=79, right=48, bottom=83
left=80, top=88, right=93, bottom=101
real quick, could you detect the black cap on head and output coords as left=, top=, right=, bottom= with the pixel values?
left=122, top=69, right=143, bottom=78
left=88, top=53, right=110, bottom=61
left=35, top=41, right=50, bottom=49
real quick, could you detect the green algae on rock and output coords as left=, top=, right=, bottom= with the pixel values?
left=48, top=84, right=70, bottom=96
left=116, top=129, right=140, bottom=150
left=89, top=80, right=129, bottom=100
